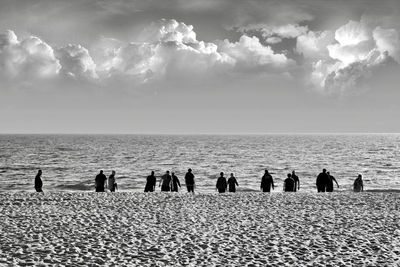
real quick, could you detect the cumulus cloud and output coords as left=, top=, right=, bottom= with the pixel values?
left=300, top=19, right=400, bottom=95
left=0, top=30, right=61, bottom=79
left=56, top=44, right=98, bottom=79
left=139, top=19, right=197, bottom=44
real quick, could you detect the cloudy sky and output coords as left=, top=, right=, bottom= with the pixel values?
left=1, top=0, right=400, bottom=134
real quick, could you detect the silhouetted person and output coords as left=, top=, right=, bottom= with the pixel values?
left=283, top=173, right=295, bottom=192
left=95, top=170, right=107, bottom=192
left=227, top=173, right=239, bottom=192
left=216, top=172, right=227, bottom=193
left=185, top=168, right=195, bottom=193
left=292, top=170, right=300, bottom=192
left=316, top=169, right=330, bottom=192
left=159, top=171, right=172, bottom=192
left=260, top=170, right=274, bottom=192
left=326, top=171, right=339, bottom=192
left=108, top=170, right=117, bottom=192
left=171, top=172, right=181, bottom=192
left=353, top=174, right=364, bottom=192
left=34, top=170, right=43, bottom=193
left=144, top=171, right=157, bottom=192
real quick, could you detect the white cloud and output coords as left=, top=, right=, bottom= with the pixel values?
left=373, top=26, right=400, bottom=62
left=139, top=19, right=197, bottom=44
left=0, top=30, right=61, bottom=79
left=56, top=44, right=98, bottom=79
left=296, top=30, right=334, bottom=59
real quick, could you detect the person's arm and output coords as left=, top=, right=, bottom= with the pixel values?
left=297, top=179, right=300, bottom=190
left=334, top=177, right=339, bottom=188
left=177, top=178, right=181, bottom=187
left=235, top=179, right=238, bottom=186
left=283, top=181, right=286, bottom=192
left=272, top=177, right=275, bottom=190
left=361, top=181, right=364, bottom=192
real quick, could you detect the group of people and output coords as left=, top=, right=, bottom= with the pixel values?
left=33, top=168, right=364, bottom=193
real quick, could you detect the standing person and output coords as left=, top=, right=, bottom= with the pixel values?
left=171, top=172, right=181, bottom=192
left=292, top=170, right=300, bottom=192
left=34, top=169, right=43, bottom=193
left=108, top=170, right=117, bottom=192
left=353, top=174, right=364, bottom=192
left=227, top=173, right=239, bottom=192
left=185, top=168, right=195, bottom=193
left=216, top=172, right=227, bottom=193
left=144, top=171, right=157, bottom=192
left=260, top=170, right=275, bottom=192
left=283, top=173, right=295, bottom=192
left=159, top=171, right=172, bottom=192
left=316, top=169, right=330, bottom=192
left=95, top=170, right=107, bottom=192
left=326, top=171, right=339, bottom=192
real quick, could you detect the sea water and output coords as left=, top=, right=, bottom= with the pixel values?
left=1, top=134, right=399, bottom=193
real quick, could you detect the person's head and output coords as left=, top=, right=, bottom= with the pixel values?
left=220, top=172, right=224, bottom=177
left=265, top=169, right=269, bottom=173
left=292, top=170, right=295, bottom=174
left=151, top=171, right=154, bottom=175
left=166, top=171, right=170, bottom=174
left=327, top=171, right=330, bottom=175
left=100, top=170, right=103, bottom=174
left=287, top=173, right=291, bottom=178
left=172, top=172, right=175, bottom=176
left=322, top=169, right=326, bottom=173
left=112, top=170, right=116, bottom=175
left=188, top=168, right=192, bottom=173
left=230, top=173, right=234, bottom=177
left=358, top=174, right=362, bottom=179
left=38, top=169, right=42, bottom=175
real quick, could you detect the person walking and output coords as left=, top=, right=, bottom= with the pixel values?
left=283, top=173, right=295, bottom=192
left=144, top=171, right=157, bottom=192
left=292, top=170, right=300, bottom=192
left=108, top=170, right=117, bottom=192
left=185, top=168, right=195, bottom=193
left=34, top=169, right=43, bottom=193
left=227, top=173, right=239, bottom=192
left=95, top=170, right=107, bottom=192
left=260, top=170, right=274, bottom=192
left=159, top=171, right=172, bottom=192
left=353, top=174, right=364, bottom=192
left=171, top=172, right=181, bottom=192
left=316, top=169, right=330, bottom=192
left=216, top=172, right=227, bottom=193
left=326, top=171, right=339, bottom=192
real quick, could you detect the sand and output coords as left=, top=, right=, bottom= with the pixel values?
left=0, top=192, right=399, bottom=266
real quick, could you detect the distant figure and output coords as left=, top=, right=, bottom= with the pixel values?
left=159, top=171, right=172, bottom=192
left=260, top=170, right=274, bottom=192
left=316, top=169, right=330, bottom=192
left=292, top=170, right=300, bottom=192
left=216, top=172, right=227, bottom=193
left=171, top=172, right=181, bottom=192
left=283, top=173, right=295, bottom=192
left=34, top=170, right=43, bottom=193
left=144, top=171, right=157, bottom=192
left=326, top=171, right=339, bottom=192
left=108, top=170, right=117, bottom=192
left=95, top=170, right=107, bottom=192
left=353, top=174, right=364, bottom=192
left=227, top=173, right=239, bottom=192
left=185, top=168, right=195, bottom=193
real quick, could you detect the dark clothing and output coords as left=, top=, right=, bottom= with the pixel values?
left=261, top=174, right=274, bottom=192
left=326, top=175, right=338, bottom=192
left=34, top=174, right=43, bottom=192
left=284, top=178, right=295, bottom=192
left=292, top=174, right=299, bottom=192
left=316, top=172, right=330, bottom=192
left=144, top=174, right=157, bottom=192
left=95, top=173, right=107, bottom=192
left=185, top=172, right=195, bottom=192
left=216, top=176, right=227, bottom=193
left=354, top=178, right=363, bottom=192
left=171, top=175, right=181, bottom=192
left=160, top=174, right=171, bottom=192
left=227, top=177, right=238, bottom=192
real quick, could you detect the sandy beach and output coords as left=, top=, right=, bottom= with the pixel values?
left=0, top=192, right=399, bottom=266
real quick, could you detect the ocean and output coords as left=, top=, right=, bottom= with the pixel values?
left=1, top=134, right=399, bottom=193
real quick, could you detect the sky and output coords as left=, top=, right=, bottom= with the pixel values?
left=0, top=0, right=400, bottom=134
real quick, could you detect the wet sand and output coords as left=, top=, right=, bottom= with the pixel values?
left=0, top=192, right=399, bottom=266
